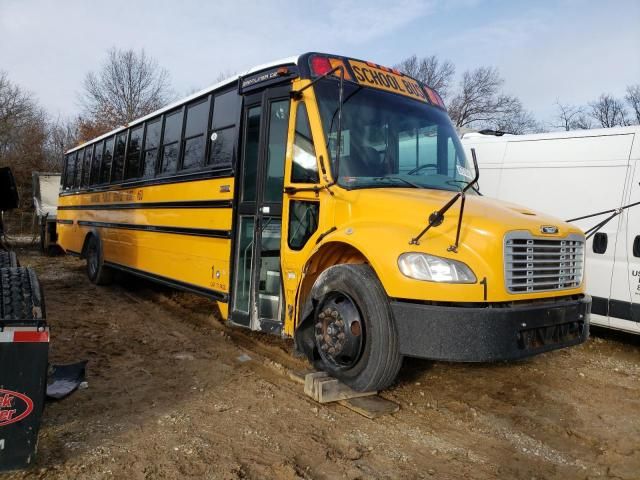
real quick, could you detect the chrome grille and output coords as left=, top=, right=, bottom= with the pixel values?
left=504, top=232, right=584, bottom=293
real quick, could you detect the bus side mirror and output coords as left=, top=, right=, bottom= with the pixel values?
left=0, top=167, right=20, bottom=211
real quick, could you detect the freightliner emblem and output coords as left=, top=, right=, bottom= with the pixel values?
left=540, top=225, right=559, bottom=234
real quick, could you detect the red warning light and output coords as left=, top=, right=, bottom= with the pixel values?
left=310, top=56, right=333, bottom=76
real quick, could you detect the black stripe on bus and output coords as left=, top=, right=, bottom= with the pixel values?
left=57, top=219, right=74, bottom=225
left=58, top=199, right=232, bottom=211
left=77, top=220, right=231, bottom=239
left=591, top=296, right=639, bottom=323
left=104, top=261, right=228, bottom=302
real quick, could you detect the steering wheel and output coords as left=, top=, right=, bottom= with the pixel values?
left=407, top=163, right=438, bottom=175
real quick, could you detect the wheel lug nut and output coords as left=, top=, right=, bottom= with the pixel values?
left=331, top=311, right=339, bottom=318
left=328, top=347, right=335, bottom=354
left=319, top=313, right=325, bottom=319
left=321, top=344, right=328, bottom=351
left=338, top=333, right=345, bottom=339
left=324, top=308, right=332, bottom=315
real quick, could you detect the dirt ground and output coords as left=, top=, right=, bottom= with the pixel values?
left=2, top=246, right=640, bottom=480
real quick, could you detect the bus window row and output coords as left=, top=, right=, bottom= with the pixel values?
left=62, top=89, right=240, bottom=191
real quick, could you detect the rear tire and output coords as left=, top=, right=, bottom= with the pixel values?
left=0, top=267, right=45, bottom=320
left=0, top=250, right=18, bottom=268
left=85, top=235, right=112, bottom=285
left=309, top=264, right=402, bottom=392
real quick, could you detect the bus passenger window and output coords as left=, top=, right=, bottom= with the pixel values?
left=64, top=153, right=75, bottom=190
left=90, top=141, right=103, bottom=185
left=209, top=127, right=234, bottom=168
left=160, top=109, right=183, bottom=174
left=142, top=118, right=161, bottom=177
left=264, top=100, right=290, bottom=203
left=81, top=146, right=92, bottom=187
left=212, top=91, right=239, bottom=130
left=209, top=90, right=240, bottom=169
left=101, top=137, right=114, bottom=184
left=125, top=126, right=143, bottom=179
left=111, top=132, right=127, bottom=182
left=288, top=201, right=319, bottom=250
left=291, top=103, right=319, bottom=183
left=182, top=98, right=209, bottom=171
left=73, top=148, right=83, bottom=189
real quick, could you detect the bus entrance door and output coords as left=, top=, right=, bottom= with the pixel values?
left=230, top=87, right=291, bottom=333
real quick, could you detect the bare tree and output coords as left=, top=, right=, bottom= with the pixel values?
left=0, top=71, right=52, bottom=207
left=553, top=100, right=592, bottom=131
left=447, top=66, right=527, bottom=130
left=589, top=94, right=629, bottom=128
left=80, top=48, right=172, bottom=132
left=394, top=54, right=455, bottom=98
left=625, top=84, right=640, bottom=125
left=491, top=98, right=541, bottom=134
left=45, top=116, right=79, bottom=170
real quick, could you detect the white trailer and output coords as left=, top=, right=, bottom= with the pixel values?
left=32, top=172, right=61, bottom=253
left=461, top=126, right=640, bottom=334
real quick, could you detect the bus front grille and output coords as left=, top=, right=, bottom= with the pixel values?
left=504, top=232, right=584, bottom=294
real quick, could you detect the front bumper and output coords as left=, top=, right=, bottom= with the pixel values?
left=391, top=295, right=590, bottom=362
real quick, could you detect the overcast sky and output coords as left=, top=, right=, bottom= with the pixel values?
left=1, top=0, right=638, bottom=127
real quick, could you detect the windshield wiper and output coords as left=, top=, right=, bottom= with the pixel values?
left=446, top=179, right=481, bottom=195
left=372, top=176, right=422, bottom=189
left=409, top=148, right=481, bottom=252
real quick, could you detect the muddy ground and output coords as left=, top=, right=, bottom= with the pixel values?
left=2, top=247, right=640, bottom=479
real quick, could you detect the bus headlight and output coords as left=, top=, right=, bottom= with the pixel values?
left=398, top=253, right=476, bottom=283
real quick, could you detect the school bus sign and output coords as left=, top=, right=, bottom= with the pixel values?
left=348, top=59, right=428, bottom=103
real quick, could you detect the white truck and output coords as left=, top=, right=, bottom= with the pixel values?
left=461, top=126, right=640, bottom=334
left=32, top=172, right=61, bottom=253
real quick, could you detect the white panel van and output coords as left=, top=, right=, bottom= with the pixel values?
left=462, top=126, right=640, bottom=334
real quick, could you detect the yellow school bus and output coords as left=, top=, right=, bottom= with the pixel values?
left=57, top=53, right=590, bottom=391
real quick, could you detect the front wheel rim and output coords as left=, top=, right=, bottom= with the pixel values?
left=314, top=292, right=365, bottom=369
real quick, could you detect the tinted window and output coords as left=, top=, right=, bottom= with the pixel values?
left=292, top=103, right=319, bottom=183
left=160, top=110, right=182, bottom=174
left=144, top=118, right=162, bottom=150
left=182, top=99, right=209, bottom=170
left=90, top=141, right=103, bottom=185
left=111, top=132, right=127, bottom=182
left=288, top=201, right=319, bottom=250
left=183, top=136, right=205, bottom=170
left=185, top=98, right=209, bottom=138
left=73, top=148, right=83, bottom=188
left=125, top=126, right=143, bottom=179
left=212, top=90, right=239, bottom=129
left=209, top=127, right=234, bottom=168
left=101, top=137, right=114, bottom=183
left=142, top=118, right=161, bottom=178
left=64, top=154, right=75, bottom=189
left=81, top=146, right=93, bottom=187
left=264, top=100, right=290, bottom=203
left=163, top=110, right=182, bottom=144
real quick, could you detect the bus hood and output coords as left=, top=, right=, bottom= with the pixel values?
left=335, top=187, right=581, bottom=241
left=330, top=188, right=585, bottom=302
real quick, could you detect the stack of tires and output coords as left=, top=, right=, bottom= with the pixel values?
left=0, top=248, right=49, bottom=472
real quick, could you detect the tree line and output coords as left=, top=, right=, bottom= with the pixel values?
left=1, top=48, right=638, bottom=208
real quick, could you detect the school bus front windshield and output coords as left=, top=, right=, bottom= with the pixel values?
left=314, top=79, right=474, bottom=192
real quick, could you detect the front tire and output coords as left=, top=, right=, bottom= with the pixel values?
left=310, top=264, right=402, bottom=392
left=85, top=235, right=112, bottom=285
